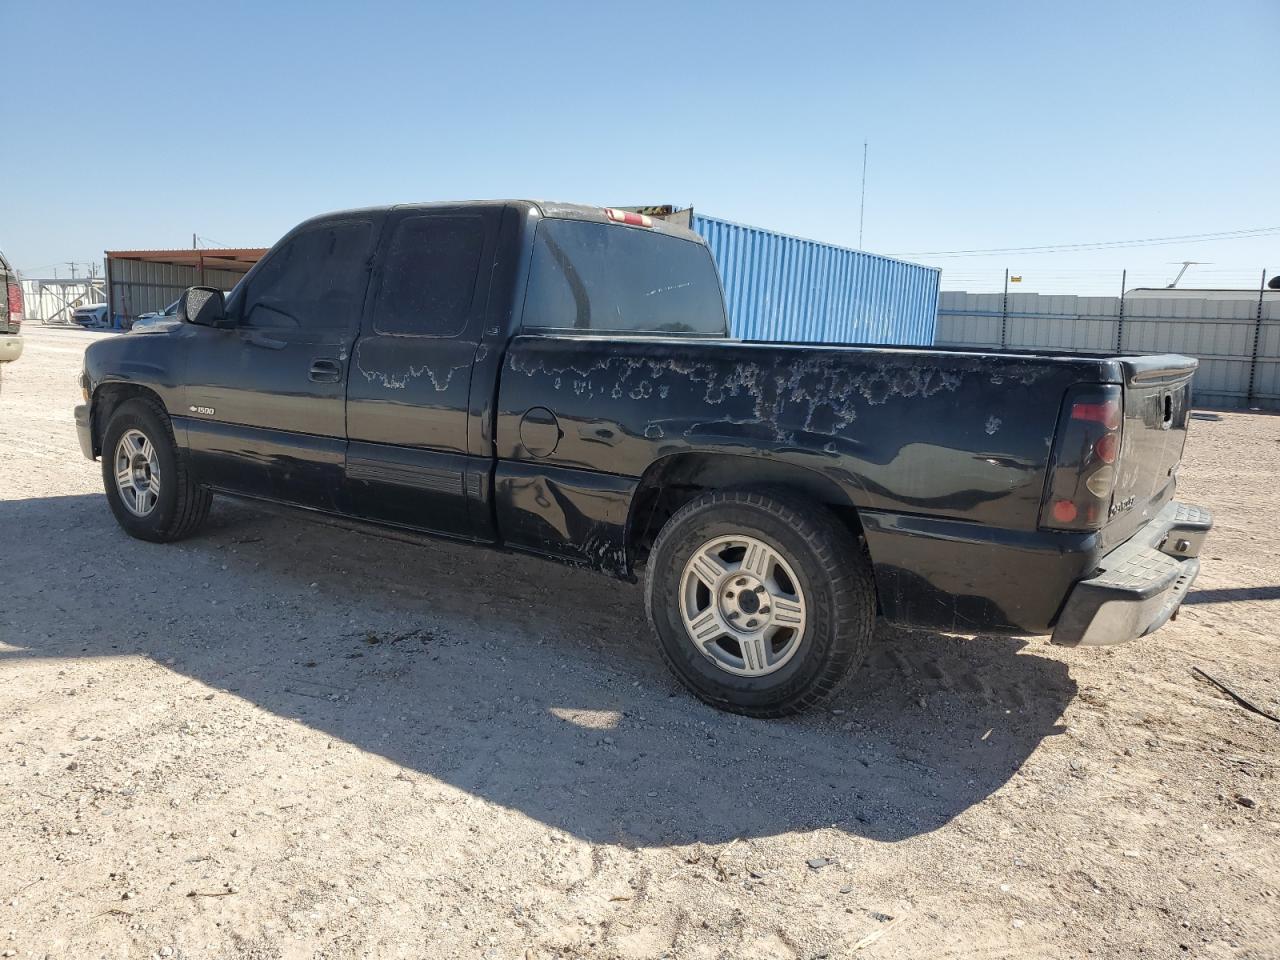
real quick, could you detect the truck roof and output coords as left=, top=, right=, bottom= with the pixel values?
left=293, top=200, right=707, bottom=246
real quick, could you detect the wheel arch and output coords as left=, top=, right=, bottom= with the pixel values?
left=90, top=381, right=170, bottom=458
left=626, top=452, right=869, bottom=571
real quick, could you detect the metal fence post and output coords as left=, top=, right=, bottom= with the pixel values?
left=1001, top=268, right=1009, bottom=348
left=1246, top=268, right=1267, bottom=408
left=1116, top=269, right=1126, bottom=353
left=105, top=255, right=114, bottom=328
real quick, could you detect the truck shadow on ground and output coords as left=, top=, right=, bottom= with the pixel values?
left=2, top=494, right=1076, bottom=847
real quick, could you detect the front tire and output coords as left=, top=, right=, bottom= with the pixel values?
left=645, top=488, right=876, bottom=718
left=101, top=397, right=212, bottom=542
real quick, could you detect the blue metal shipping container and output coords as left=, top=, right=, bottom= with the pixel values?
left=692, top=214, right=940, bottom=346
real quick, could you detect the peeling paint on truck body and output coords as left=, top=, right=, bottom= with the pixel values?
left=79, top=200, right=1201, bottom=640
left=493, top=334, right=1153, bottom=633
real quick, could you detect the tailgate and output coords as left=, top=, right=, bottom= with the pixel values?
left=1107, top=355, right=1197, bottom=543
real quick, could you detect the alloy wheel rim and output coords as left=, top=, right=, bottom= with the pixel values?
left=678, top=534, right=807, bottom=677
left=114, top=428, right=161, bottom=517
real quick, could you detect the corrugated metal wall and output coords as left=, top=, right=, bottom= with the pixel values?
left=692, top=215, right=939, bottom=345
left=936, top=291, right=1280, bottom=410
left=107, top=258, right=245, bottom=324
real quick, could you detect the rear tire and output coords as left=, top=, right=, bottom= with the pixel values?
left=644, top=488, right=875, bottom=718
left=101, top=397, right=212, bottom=542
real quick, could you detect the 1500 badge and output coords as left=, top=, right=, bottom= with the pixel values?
left=189, top=405, right=216, bottom=416
left=1109, top=495, right=1135, bottom=519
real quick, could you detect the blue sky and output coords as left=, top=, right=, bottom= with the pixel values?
left=5, top=0, right=1277, bottom=294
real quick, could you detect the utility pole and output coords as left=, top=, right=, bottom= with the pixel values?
left=858, top=141, right=868, bottom=249
left=66, top=262, right=77, bottom=280
left=193, top=232, right=198, bottom=250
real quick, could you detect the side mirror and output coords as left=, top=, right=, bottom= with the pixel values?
left=179, top=286, right=229, bottom=328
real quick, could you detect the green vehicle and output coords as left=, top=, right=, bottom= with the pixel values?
left=0, top=250, right=23, bottom=379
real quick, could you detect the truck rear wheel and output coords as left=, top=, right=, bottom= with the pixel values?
left=101, top=397, right=212, bottom=543
left=644, top=488, right=875, bottom=717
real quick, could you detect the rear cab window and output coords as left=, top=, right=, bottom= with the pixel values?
left=522, top=218, right=727, bottom=337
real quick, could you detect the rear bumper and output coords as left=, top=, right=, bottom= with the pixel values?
left=0, top=334, right=23, bottom=363
left=1051, top=500, right=1212, bottom=647
left=74, top=403, right=95, bottom=459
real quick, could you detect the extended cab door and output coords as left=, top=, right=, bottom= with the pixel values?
left=183, top=214, right=380, bottom=510
left=344, top=205, right=503, bottom=539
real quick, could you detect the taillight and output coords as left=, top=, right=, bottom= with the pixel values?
left=1093, top=431, right=1119, bottom=464
left=1039, top=384, right=1124, bottom=531
left=1070, top=400, right=1121, bottom=429
left=6, top=282, right=21, bottom=328
left=603, top=208, right=654, bottom=228
left=1050, top=499, right=1079, bottom=524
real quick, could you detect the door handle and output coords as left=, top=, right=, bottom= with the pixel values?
left=309, top=358, right=342, bottom=382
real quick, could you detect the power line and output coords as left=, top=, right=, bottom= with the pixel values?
left=895, top=226, right=1280, bottom=258
left=17, top=261, right=101, bottom=277
left=940, top=265, right=1268, bottom=276
left=945, top=272, right=1254, bottom=277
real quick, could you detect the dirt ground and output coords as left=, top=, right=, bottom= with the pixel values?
left=1, top=322, right=1277, bottom=960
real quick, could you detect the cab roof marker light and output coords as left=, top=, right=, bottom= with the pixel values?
left=604, top=208, right=653, bottom=228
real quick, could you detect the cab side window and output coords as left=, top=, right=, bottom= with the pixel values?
left=243, top=220, right=374, bottom=332
left=371, top=215, right=486, bottom=338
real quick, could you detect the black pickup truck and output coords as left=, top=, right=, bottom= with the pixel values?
left=75, top=201, right=1212, bottom=716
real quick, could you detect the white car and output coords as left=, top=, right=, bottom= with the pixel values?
left=71, top=303, right=111, bottom=329
left=132, top=293, right=232, bottom=333
left=131, top=299, right=181, bottom=332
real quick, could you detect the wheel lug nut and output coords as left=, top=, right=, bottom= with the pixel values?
left=728, top=611, right=740, bottom=620
left=755, top=585, right=766, bottom=593
left=760, top=606, right=770, bottom=614
left=726, top=591, right=735, bottom=598
left=735, top=578, right=747, bottom=587
left=746, top=619, right=757, bottom=628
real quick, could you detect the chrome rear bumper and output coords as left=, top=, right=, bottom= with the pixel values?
left=1051, top=501, right=1212, bottom=647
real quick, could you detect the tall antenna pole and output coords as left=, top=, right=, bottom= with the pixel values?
left=858, top=141, right=868, bottom=249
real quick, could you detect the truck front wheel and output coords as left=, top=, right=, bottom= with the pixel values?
left=644, top=488, right=875, bottom=717
left=101, top=397, right=212, bottom=543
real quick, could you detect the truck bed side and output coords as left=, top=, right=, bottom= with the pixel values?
left=494, top=336, right=1128, bottom=634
